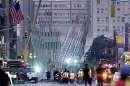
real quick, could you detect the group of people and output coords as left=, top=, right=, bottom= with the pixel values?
left=1, top=61, right=129, bottom=86
left=84, top=63, right=130, bottom=86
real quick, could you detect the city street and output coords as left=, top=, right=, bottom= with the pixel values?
left=1, top=0, right=130, bottom=86
left=14, top=82, right=109, bottom=86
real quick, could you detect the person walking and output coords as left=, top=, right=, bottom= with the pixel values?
left=46, top=71, right=50, bottom=80
left=84, top=64, right=92, bottom=86
left=0, top=60, right=10, bottom=86
left=96, top=64, right=104, bottom=86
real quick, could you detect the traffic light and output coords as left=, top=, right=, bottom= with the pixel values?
left=115, top=35, right=122, bottom=44
left=24, top=32, right=29, bottom=38
left=1, top=48, right=7, bottom=56
left=111, top=3, right=116, bottom=17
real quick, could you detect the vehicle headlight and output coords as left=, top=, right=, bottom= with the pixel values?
left=34, top=65, right=41, bottom=73
left=102, top=72, right=107, bottom=80
left=11, top=75, right=17, bottom=78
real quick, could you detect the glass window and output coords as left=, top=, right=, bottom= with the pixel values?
left=101, top=11, right=104, bottom=13
left=128, top=17, right=130, bottom=21
left=97, top=18, right=100, bottom=21
left=117, top=8, right=120, bottom=11
left=117, top=26, right=120, bottom=29
left=113, top=26, right=115, bottom=28
left=106, top=17, right=109, bottom=22
left=101, top=19, right=104, bottom=22
left=121, top=17, right=125, bottom=22
left=106, top=26, right=109, bottom=32
left=122, top=26, right=124, bottom=31
left=97, top=0, right=100, bottom=4
left=117, top=19, right=120, bottom=22
left=97, top=28, right=100, bottom=31
left=113, top=19, right=115, bottom=22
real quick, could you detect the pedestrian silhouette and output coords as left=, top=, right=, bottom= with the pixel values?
left=0, top=60, right=10, bottom=86
left=84, top=64, right=92, bottom=86
left=96, top=64, right=104, bottom=86
left=46, top=71, right=50, bottom=80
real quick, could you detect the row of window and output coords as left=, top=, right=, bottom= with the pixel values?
left=38, top=12, right=87, bottom=17
left=35, top=2, right=88, bottom=9
left=112, top=17, right=126, bottom=22
left=32, top=41, right=61, bottom=50
left=32, top=31, right=61, bottom=37
left=112, top=26, right=124, bottom=31
left=97, top=17, right=109, bottom=23
left=97, top=26, right=109, bottom=32
left=96, top=7, right=130, bottom=15
left=96, top=8, right=108, bottom=14
left=97, top=25, right=124, bottom=32
left=96, top=16, right=130, bottom=23
left=36, top=20, right=86, bottom=25
left=40, top=42, right=61, bottom=49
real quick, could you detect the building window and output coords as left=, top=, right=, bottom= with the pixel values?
left=101, top=9, right=104, bottom=13
left=113, top=26, right=115, bottom=28
left=97, top=28, right=100, bottom=31
left=105, top=17, right=109, bottom=22
left=117, top=26, right=120, bottom=29
left=121, top=17, right=125, bottom=22
left=97, top=17, right=100, bottom=22
left=128, top=17, right=130, bottom=21
left=122, top=26, right=124, bottom=31
left=97, top=0, right=100, bottom=4
left=117, top=19, right=120, bottom=22
left=113, top=19, right=116, bottom=23
left=106, top=26, right=109, bottom=32
left=117, top=8, right=120, bottom=11
left=97, top=10, right=99, bottom=13
left=117, top=16, right=120, bottom=19
left=101, top=19, right=104, bottom=22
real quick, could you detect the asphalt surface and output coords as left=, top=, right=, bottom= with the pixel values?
left=14, top=81, right=109, bottom=86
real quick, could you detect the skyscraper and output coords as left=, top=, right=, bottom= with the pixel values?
left=92, top=0, right=130, bottom=39
left=32, top=0, right=91, bottom=78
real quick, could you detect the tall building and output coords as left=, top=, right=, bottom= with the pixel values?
left=32, top=0, right=91, bottom=78
left=81, top=0, right=130, bottom=64
left=92, top=0, right=130, bottom=39
left=80, top=0, right=130, bottom=62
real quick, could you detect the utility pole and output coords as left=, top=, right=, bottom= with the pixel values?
left=125, top=23, right=130, bottom=51
left=113, top=29, right=118, bottom=64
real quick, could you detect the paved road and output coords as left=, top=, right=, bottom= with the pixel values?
left=14, top=81, right=109, bottom=86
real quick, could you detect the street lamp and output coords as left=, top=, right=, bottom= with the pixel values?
left=29, top=53, right=32, bottom=56
left=29, top=56, right=32, bottom=59
left=65, top=58, right=71, bottom=64
left=34, top=65, right=41, bottom=73
left=74, top=59, right=78, bottom=64
left=34, top=55, right=37, bottom=59
left=29, top=53, right=32, bottom=59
